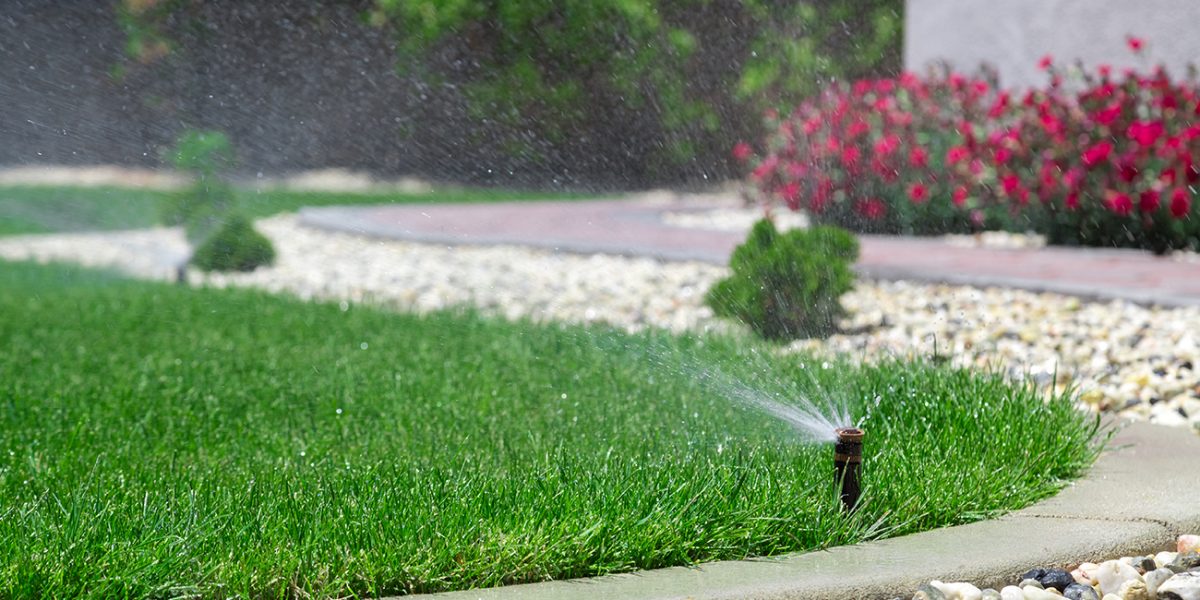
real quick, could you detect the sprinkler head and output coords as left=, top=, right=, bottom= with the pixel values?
left=834, top=427, right=864, bottom=512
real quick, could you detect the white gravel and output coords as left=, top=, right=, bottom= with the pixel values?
left=1, top=214, right=1198, bottom=433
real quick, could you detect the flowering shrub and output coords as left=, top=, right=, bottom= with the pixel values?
left=741, top=38, right=1200, bottom=253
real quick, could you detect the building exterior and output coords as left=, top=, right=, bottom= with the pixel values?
left=905, top=0, right=1200, bottom=88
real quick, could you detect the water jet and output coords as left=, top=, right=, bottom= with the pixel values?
left=834, top=427, right=864, bottom=511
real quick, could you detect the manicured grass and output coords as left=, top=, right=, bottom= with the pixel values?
left=0, top=261, right=1104, bottom=598
left=0, top=184, right=586, bottom=236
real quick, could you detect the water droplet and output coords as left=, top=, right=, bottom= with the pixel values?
left=339, top=301, right=349, bottom=311
left=299, top=451, right=306, bottom=457
left=335, top=408, right=343, bottom=415
left=560, top=393, right=567, bottom=400
left=360, top=342, right=368, bottom=350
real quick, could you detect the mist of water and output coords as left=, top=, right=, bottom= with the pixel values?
left=620, top=333, right=857, bottom=444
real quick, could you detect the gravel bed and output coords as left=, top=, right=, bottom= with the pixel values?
left=1, top=215, right=1198, bottom=433
left=908, top=534, right=1200, bottom=600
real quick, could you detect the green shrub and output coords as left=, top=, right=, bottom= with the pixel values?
left=706, top=220, right=858, bottom=340
left=190, top=214, right=275, bottom=272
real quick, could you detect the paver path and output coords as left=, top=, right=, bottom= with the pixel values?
left=300, top=196, right=1200, bottom=307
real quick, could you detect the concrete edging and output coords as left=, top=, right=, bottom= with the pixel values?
left=399, top=422, right=1200, bottom=600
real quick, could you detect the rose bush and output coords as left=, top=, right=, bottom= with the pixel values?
left=741, top=37, right=1200, bottom=253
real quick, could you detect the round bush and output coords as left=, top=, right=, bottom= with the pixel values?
left=190, top=215, right=275, bottom=273
left=706, top=219, right=859, bottom=340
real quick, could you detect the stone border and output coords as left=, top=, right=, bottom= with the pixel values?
left=396, top=422, right=1200, bottom=600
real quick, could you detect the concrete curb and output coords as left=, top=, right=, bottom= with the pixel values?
left=397, top=422, right=1200, bottom=600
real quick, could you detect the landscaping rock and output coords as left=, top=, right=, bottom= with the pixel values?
left=1158, top=571, right=1200, bottom=600
left=930, top=580, right=983, bottom=600
left=1062, top=582, right=1099, bottom=600
left=1148, top=568, right=1178, bottom=597
left=1000, top=587, right=1024, bottom=600
left=1094, top=560, right=1141, bottom=596
left=1118, top=578, right=1150, bottom=600
left=915, top=583, right=949, bottom=600
left=1181, top=535, right=1200, bottom=554
left=1021, top=579, right=1046, bottom=589
left=1021, top=586, right=1063, bottom=599
left=982, top=589, right=1002, bottom=600
left=1039, top=568, right=1075, bottom=591
left=1171, top=553, right=1200, bottom=572
left=1159, top=553, right=1182, bottom=568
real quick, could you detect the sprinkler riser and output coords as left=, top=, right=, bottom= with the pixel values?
left=834, top=427, right=864, bottom=512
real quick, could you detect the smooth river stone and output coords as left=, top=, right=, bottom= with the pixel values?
left=1181, top=534, right=1200, bottom=554
left=1000, top=586, right=1024, bottom=600
left=1021, top=586, right=1062, bottom=600
left=1118, top=578, right=1151, bottom=600
left=1093, top=560, right=1141, bottom=596
left=1148, top=568, right=1178, bottom=597
left=930, top=581, right=983, bottom=600
left=1062, top=582, right=1099, bottom=600
left=1159, top=571, right=1200, bottom=600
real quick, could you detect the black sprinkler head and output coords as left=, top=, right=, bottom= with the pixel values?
left=834, top=427, right=864, bottom=512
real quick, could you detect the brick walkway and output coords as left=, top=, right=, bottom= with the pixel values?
left=299, top=196, right=1200, bottom=307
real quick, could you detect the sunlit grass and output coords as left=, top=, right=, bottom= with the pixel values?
left=0, top=260, right=1104, bottom=598
left=0, top=184, right=588, bottom=236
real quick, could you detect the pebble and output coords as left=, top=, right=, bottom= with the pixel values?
left=931, top=580, right=983, bottom=600
left=1063, top=583, right=1100, bottom=600
left=1158, top=571, right=1200, bottom=600
left=1023, top=586, right=1063, bottom=599
left=1040, top=569, right=1076, bottom=592
left=1116, top=579, right=1149, bottom=600
left=1094, top=560, right=1141, bottom=596
left=4, top=215, right=1200, bottom=432
left=1159, top=553, right=1182, bottom=568
left=983, top=589, right=1003, bottom=600
left=1170, top=552, right=1200, bottom=572
left=916, top=582, right=949, bottom=600
left=1001, top=587, right=1024, bottom=600
left=1181, top=535, right=1200, bottom=554
left=1147, top=568, right=1176, bottom=596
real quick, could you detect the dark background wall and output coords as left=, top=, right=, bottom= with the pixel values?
left=0, top=0, right=765, bottom=190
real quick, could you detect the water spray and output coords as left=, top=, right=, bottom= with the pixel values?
left=834, top=427, right=864, bottom=511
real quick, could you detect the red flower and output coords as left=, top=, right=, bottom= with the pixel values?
left=1170, top=188, right=1191, bottom=218
left=873, top=134, right=901, bottom=158
left=994, top=147, right=1013, bottom=165
left=1093, top=103, right=1122, bottom=126
left=751, top=156, right=779, bottom=180
left=1127, top=120, right=1165, bottom=147
left=952, top=186, right=969, bottom=207
left=841, top=146, right=861, bottom=166
left=1107, top=192, right=1133, bottom=216
left=732, top=142, right=753, bottom=162
left=1037, top=54, right=1053, bottom=70
left=779, top=182, right=802, bottom=210
left=908, top=182, right=929, bottom=203
left=987, top=92, right=1010, bottom=119
left=1139, top=189, right=1161, bottom=213
left=1082, top=141, right=1113, bottom=168
left=1098, top=64, right=1112, bottom=78
left=909, top=145, right=928, bottom=168
left=1127, top=36, right=1144, bottom=52
left=812, top=179, right=834, bottom=214
left=1001, top=174, right=1021, bottom=195
left=856, top=198, right=887, bottom=220
left=786, top=161, right=808, bottom=179
left=1065, top=192, right=1080, bottom=210
left=945, top=145, right=970, bottom=165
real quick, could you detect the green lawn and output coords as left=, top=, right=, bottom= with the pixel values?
left=0, top=261, right=1104, bottom=598
left=0, top=184, right=586, bottom=236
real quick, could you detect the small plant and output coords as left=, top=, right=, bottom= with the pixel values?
left=162, top=129, right=237, bottom=242
left=189, top=214, right=275, bottom=272
left=706, top=219, right=859, bottom=340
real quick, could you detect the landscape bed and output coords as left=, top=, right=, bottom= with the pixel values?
left=0, top=260, right=1103, bottom=598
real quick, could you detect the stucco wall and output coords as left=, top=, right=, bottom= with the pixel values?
left=905, top=0, right=1200, bottom=89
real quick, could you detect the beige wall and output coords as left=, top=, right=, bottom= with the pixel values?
left=904, top=0, right=1200, bottom=89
